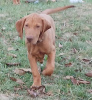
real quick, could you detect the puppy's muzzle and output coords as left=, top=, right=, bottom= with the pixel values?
left=27, top=36, right=33, bottom=42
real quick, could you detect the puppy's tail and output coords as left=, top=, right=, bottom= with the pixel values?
left=41, top=5, right=75, bottom=15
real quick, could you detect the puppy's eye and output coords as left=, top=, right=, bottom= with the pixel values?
left=25, top=24, right=28, bottom=27
left=36, top=25, right=40, bottom=28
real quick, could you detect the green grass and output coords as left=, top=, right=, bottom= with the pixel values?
left=0, top=0, right=92, bottom=100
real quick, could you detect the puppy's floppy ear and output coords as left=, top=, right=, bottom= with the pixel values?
left=38, top=18, right=51, bottom=41
left=16, top=17, right=26, bottom=39
left=42, top=18, right=51, bottom=33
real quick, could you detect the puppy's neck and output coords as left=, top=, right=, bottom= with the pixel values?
left=37, top=35, right=45, bottom=44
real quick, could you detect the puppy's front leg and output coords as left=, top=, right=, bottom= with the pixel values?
left=17, top=0, right=20, bottom=4
left=42, top=50, right=55, bottom=76
left=28, top=53, right=41, bottom=87
left=13, top=0, right=18, bottom=4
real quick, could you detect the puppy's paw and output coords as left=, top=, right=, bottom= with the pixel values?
left=42, top=67, right=54, bottom=76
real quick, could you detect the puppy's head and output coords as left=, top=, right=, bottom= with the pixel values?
left=16, top=13, right=51, bottom=44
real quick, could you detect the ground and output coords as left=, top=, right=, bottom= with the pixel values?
left=0, top=0, right=92, bottom=100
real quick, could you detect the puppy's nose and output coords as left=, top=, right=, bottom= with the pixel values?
left=27, top=37, right=33, bottom=42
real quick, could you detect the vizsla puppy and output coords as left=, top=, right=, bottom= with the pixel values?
left=13, top=0, right=20, bottom=4
left=16, top=5, right=74, bottom=87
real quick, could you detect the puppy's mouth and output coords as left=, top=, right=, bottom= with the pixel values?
left=27, top=39, right=32, bottom=43
left=27, top=38, right=38, bottom=45
left=27, top=37, right=33, bottom=42
left=26, top=35, right=42, bottom=44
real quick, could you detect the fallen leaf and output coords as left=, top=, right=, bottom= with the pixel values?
left=10, top=77, right=24, bottom=85
left=70, top=77, right=79, bottom=85
left=73, top=33, right=78, bottom=36
left=14, top=87, right=21, bottom=91
left=10, top=77, right=16, bottom=81
left=37, top=85, right=46, bottom=94
left=25, top=0, right=35, bottom=3
left=14, top=68, right=40, bottom=75
left=27, top=89, right=38, bottom=98
left=85, top=72, right=92, bottom=77
left=70, top=77, right=90, bottom=85
left=77, top=77, right=84, bottom=81
left=27, top=85, right=46, bottom=98
left=74, top=69, right=82, bottom=72
left=59, top=43, right=63, bottom=48
left=65, top=63, right=72, bottom=67
left=14, top=85, right=27, bottom=92
left=1, top=27, right=6, bottom=31
left=46, top=91, right=53, bottom=96
left=16, top=79, right=24, bottom=84
left=8, top=47, right=14, bottom=51
left=77, top=80, right=90, bottom=84
left=72, top=48, right=78, bottom=54
left=14, top=68, right=26, bottom=75
left=8, top=53, right=17, bottom=58
left=86, top=40, right=92, bottom=45
left=6, top=63, right=21, bottom=66
left=87, top=89, right=92, bottom=94
left=19, top=68, right=32, bottom=73
left=69, top=38, right=72, bottom=42
left=82, top=58, right=90, bottom=62
left=59, top=53, right=65, bottom=56
left=63, top=76, right=74, bottom=80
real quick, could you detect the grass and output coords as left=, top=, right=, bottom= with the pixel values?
left=0, top=0, right=92, bottom=100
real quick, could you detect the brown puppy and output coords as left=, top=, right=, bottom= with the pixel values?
left=13, top=0, right=20, bottom=4
left=16, top=5, right=74, bottom=87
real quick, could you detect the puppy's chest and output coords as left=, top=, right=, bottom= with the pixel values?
left=31, top=46, right=46, bottom=63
